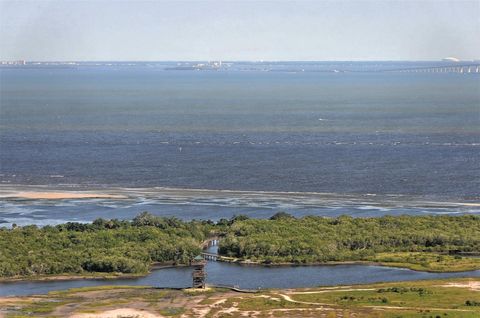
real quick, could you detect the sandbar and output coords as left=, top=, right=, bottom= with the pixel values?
left=0, top=191, right=126, bottom=200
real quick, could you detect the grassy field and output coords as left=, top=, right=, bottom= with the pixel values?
left=0, top=278, right=479, bottom=317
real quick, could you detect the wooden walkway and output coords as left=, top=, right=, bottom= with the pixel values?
left=200, top=236, right=237, bottom=262
left=200, top=252, right=236, bottom=262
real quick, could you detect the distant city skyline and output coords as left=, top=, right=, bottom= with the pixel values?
left=1, top=0, right=479, bottom=61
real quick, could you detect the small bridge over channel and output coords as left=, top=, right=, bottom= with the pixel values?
left=200, top=237, right=236, bottom=262
left=200, top=252, right=236, bottom=262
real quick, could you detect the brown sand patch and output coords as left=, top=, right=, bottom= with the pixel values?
left=440, top=281, right=480, bottom=291
left=69, top=308, right=163, bottom=318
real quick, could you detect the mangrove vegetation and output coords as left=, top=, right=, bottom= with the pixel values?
left=218, top=214, right=480, bottom=270
left=0, top=212, right=479, bottom=278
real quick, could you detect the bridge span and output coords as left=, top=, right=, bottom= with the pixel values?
left=385, top=64, right=480, bottom=74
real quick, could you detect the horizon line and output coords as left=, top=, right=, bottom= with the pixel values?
left=2, top=59, right=479, bottom=63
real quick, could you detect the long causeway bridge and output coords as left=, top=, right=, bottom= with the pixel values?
left=383, top=63, right=480, bottom=74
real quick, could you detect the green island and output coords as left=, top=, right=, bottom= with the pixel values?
left=0, top=213, right=479, bottom=280
left=1, top=278, right=479, bottom=317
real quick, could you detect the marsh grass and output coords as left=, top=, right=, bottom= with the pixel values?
left=292, top=279, right=480, bottom=311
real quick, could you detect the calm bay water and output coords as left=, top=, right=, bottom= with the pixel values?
left=0, top=63, right=479, bottom=294
left=1, top=63, right=479, bottom=199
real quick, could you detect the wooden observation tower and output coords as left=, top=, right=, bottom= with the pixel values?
left=192, top=255, right=206, bottom=289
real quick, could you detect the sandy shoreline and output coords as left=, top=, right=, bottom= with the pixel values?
left=0, top=186, right=127, bottom=200
left=1, top=184, right=479, bottom=208
left=4, top=191, right=126, bottom=200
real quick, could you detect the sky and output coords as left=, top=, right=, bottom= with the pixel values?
left=0, top=0, right=479, bottom=61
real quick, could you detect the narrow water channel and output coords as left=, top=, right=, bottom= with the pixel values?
left=1, top=241, right=478, bottom=297
left=1, top=262, right=478, bottom=297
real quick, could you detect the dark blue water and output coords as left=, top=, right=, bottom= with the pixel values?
left=1, top=64, right=479, bottom=199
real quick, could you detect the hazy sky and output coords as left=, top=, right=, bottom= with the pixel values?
left=1, top=0, right=479, bottom=61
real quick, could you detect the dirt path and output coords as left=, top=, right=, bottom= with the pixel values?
left=186, top=298, right=227, bottom=318
left=278, top=293, right=330, bottom=306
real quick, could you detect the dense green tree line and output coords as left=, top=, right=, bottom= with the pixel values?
left=218, top=214, right=480, bottom=264
left=0, top=212, right=212, bottom=277
left=0, top=212, right=478, bottom=278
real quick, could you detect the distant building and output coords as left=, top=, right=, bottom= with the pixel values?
left=0, top=60, right=26, bottom=65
